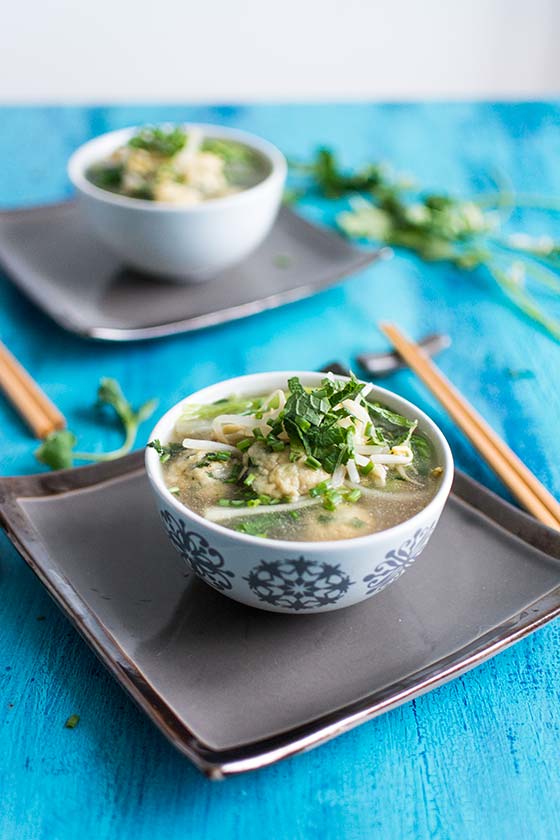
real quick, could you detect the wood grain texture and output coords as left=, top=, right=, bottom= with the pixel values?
left=0, top=103, right=560, bottom=839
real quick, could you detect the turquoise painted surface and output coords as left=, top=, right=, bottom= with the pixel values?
left=0, top=103, right=559, bottom=839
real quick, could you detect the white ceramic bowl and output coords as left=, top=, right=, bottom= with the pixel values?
left=68, top=124, right=287, bottom=281
left=145, top=372, right=454, bottom=614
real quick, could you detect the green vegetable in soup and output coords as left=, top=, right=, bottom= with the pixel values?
left=155, top=375, right=443, bottom=543
left=86, top=125, right=269, bottom=205
left=128, top=126, right=187, bottom=157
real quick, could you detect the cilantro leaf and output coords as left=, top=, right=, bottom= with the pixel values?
left=35, top=430, right=78, bottom=470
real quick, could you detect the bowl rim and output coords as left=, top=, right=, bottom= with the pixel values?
left=145, top=371, right=454, bottom=553
left=67, top=122, right=287, bottom=213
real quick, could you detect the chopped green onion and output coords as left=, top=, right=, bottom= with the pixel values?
left=268, top=437, right=286, bottom=452
left=323, top=490, right=343, bottom=511
left=236, top=438, right=253, bottom=451
left=305, top=455, right=322, bottom=470
left=309, top=481, right=330, bottom=497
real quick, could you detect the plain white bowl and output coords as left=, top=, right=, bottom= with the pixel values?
left=145, top=371, right=454, bottom=614
left=68, top=123, right=287, bottom=281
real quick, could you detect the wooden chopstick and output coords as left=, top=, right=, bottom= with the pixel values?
left=0, top=342, right=66, bottom=439
left=380, top=323, right=560, bottom=531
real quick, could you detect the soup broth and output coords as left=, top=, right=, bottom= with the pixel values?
left=150, top=375, right=443, bottom=543
left=86, top=125, right=270, bottom=205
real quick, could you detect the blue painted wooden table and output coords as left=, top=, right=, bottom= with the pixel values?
left=1, top=103, right=560, bottom=839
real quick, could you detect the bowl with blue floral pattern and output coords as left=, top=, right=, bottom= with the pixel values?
left=145, top=371, right=453, bottom=613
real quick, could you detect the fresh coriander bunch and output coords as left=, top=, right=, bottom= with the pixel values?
left=35, top=378, right=157, bottom=470
left=290, top=147, right=560, bottom=341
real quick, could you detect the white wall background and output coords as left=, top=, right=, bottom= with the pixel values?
left=1, top=0, right=559, bottom=102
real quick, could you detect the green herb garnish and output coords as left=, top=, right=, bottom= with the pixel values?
left=178, top=396, right=264, bottom=424
left=505, top=368, right=535, bottom=380
left=35, top=430, right=78, bottom=470
left=128, top=126, right=187, bottom=157
left=290, top=146, right=560, bottom=342
left=87, top=163, right=124, bottom=191
left=148, top=439, right=183, bottom=463
left=267, top=373, right=366, bottom=474
left=195, top=451, right=232, bottom=467
left=36, top=379, right=157, bottom=471
left=64, top=714, right=80, bottom=729
left=323, top=490, right=343, bottom=511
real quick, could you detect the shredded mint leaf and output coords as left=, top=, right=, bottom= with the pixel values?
left=410, top=434, right=432, bottom=475
left=368, top=402, right=415, bottom=430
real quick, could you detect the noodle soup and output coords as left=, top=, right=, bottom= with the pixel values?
left=86, top=125, right=270, bottom=205
left=149, top=374, right=443, bottom=543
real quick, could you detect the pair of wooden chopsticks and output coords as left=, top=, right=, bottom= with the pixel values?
left=380, top=323, right=560, bottom=531
left=0, top=341, right=66, bottom=439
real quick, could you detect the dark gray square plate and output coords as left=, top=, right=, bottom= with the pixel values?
left=0, top=203, right=382, bottom=341
left=1, top=452, right=559, bottom=778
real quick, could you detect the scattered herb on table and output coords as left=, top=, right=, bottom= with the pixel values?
left=64, top=714, right=80, bottom=729
left=273, top=254, right=292, bottom=269
left=290, top=147, right=560, bottom=341
left=505, top=368, right=536, bottom=380
left=35, top=378, right=157, bottom=470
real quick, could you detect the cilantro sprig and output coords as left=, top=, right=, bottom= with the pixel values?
left=35, top=378, right=157, bottom=471
left=290, top=147, right=560, bottom=342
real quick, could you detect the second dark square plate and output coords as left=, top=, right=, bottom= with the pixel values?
left=0, top=203, right=383, bottom=341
